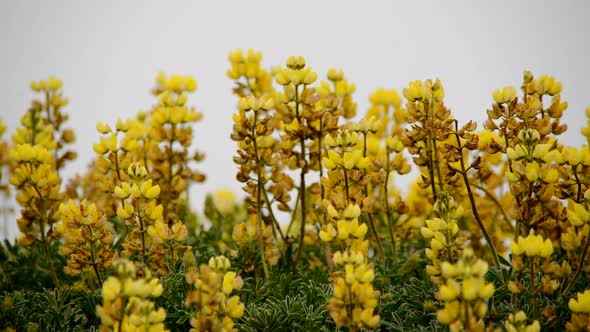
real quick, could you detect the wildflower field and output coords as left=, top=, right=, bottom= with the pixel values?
left=1, top=49, right=590, bottom=331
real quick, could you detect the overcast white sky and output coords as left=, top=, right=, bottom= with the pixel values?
left=1, top=1, right=588, bottom=238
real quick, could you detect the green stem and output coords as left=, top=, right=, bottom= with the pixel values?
left=361, top=133, right=384, bottom=257
left=252, top=115, right=269, bottom=278
left=454, top=122, right=500, bottom=267
left=293, top=85, right=307, bottom=267
left=384, top=147, right=396, bottom=260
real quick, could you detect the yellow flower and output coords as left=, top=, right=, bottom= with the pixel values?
left=96, top=121, right=112, bottom=134
left=319, top=224, right=337, bottom=242
left=225, top=296, right=245, bottom=319
left=525, top=162, right=539, bottom=182
left=569, top=290, right=590, bottom=313
left=567, top=202, right=590, bottom=227
left=102, top=277, right=122, bottom=301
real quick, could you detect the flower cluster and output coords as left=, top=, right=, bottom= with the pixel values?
left=436, top=249, right=495, bottom=331
left=57, top=199, right=117, bottom=286
left=504, top=311, right=540, bottom=332
left=327, top=249, right=380, bottom=330
left=96, top=259, right=167, bottom=332
left=420, top=192, right=465, bottom=283
left=185, top=256, right=245, bottom=332
left=115, top=163, right=164, bottom=267
left=567, top=290, right=590, bottom=331
left=149, top=73, right=205, bottom=225
left=8, top=84, right=68, bottom=287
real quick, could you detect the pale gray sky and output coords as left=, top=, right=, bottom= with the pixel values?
left=1, top=1, right=588, bottom=238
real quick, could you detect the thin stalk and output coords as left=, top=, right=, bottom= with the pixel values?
left=426, top=136, right=438, bottom=204
left=472, top=183, right=514, bottom=232
left=293, top=85, right=307, bottom=266
left=428, top=98, right=443, bottom=196
left=318, top=115, right=333, bottom=270
left=384, top=147, right=396, bottom=260
left=453, top=122, right=500, bottom=267
left=362, top=133, right=384, bottom=257
left=252, top=115, right=270, bottom=278
left=261, top=188, right=286, bottom=243
left=163, top=124, right=176, bottom=226
left=562, top=231, right=590, bottom=296
left=32, top=183, right=61, bottom=289
left=531, top=260, right=538, bottom=320
left=87, top=225, right=103, bottom=288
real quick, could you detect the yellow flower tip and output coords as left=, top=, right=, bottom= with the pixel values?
left=327, top=68, right=344, bottom=82
left=46, top=76, right=63, bottom=91
left=493, top=86, right=517, bottom=104
left=286, top=56, right=305, bottom=70
left=184, top=76, right=197, bottom=92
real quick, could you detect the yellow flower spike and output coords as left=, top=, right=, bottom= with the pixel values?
left=96, top=121, right=112, bottom=134
left=525, top=162, right=540, bottom=182
left=569, top=290, right=590, bottom=313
